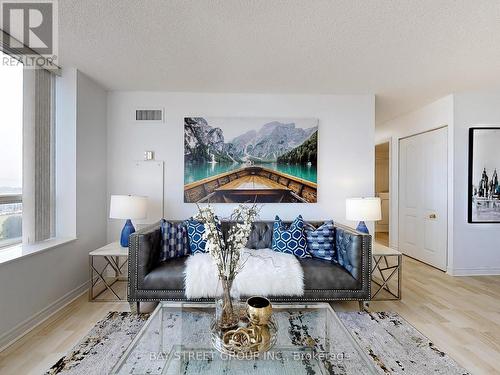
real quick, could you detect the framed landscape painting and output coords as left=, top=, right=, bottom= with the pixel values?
left=468, top=127, right=500, bottom=223
left=184, top=117, right=318, bottom=203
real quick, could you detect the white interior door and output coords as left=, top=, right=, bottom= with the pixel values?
left=399, top=127, right=447, bottom=270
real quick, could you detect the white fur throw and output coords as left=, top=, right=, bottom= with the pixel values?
left=184, top=248, right=304, bottom=299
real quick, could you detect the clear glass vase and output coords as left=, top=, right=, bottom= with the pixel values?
left=215, top=279, right=240, bottom=329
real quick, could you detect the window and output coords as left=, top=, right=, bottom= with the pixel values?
left=0, top=50, right=23, bottom=248
left=1, top=47, right=55, bottom=250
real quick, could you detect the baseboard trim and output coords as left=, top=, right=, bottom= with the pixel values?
left=447, top=267, right=500, bottom=276
left=0, top=280, right=89, bottom=352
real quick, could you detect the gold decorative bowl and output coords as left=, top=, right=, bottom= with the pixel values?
left=210, top=296, right=277, bottom=357
left=210, top=317, right=278, bottom=357
left=246, top=296, right=273, bottom=326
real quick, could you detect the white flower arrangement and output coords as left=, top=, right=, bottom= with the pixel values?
left=195, top=203, right=260, bottom=328
left=195, top=203, right=259, bottom=284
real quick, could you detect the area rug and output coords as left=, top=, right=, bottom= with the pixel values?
left=337, top=312, right=469, bottom=375
left=45, top=312, right=149, bottom=375
left=45, top=311, right=469, bottom=375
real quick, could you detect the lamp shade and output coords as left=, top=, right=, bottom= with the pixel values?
left=109, top=195, right=148, bottom=220
left=346, top=197, right=382, bottom=221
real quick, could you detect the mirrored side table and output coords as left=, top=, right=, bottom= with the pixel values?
left=371, top=242, right=402, bottom=300
left=89, top=242, right=128, bottom=301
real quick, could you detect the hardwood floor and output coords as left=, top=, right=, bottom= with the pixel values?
left=0, top=254, right=499, bottom=374
left=343, top=256, right=500, bottom=375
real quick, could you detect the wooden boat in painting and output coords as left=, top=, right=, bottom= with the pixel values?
left=184, top=166, right=317, bottom=203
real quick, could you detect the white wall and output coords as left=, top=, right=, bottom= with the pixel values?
left=107, top=92, right=375, bottom=241
left=0, top=69, right=108, bottom=347
left=55, top=68, right=77, bottom=238
left=75, top=72, right=108, bottom=242
left=452, top=91, right=500, bottom=275
left=375, top=95, right=454, bottom=265
left=377, top=92, right=500, bottom=275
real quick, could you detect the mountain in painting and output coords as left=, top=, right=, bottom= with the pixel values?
left=277, top=130, right=318, bottom=165
left=184, top=117, right=317, bottom=164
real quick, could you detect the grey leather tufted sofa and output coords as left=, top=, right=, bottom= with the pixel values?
left=128, top=221, right=371, bottom=313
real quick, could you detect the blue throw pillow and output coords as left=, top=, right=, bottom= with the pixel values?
left=160, top=220, right=189, bottom=261
left=304, top=221, right=336, bottom=262
left=186, top=219, right=207, bottom=254
left=272, top=215, right=311, bottom=258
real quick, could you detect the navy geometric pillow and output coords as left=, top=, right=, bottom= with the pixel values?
left=271, top=215, right=311, bottom=259
left=186, top=219, right=207, bottom=254
left=160, top=220, right=189, bottom=261
left=304, top=220, right=336, bottom=262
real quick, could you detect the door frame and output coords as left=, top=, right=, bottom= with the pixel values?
left=395, top=125, right=452, bottom=272
left=375, top=138, right=392, bottom=245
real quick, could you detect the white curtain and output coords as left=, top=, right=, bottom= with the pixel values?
left=23, top=68, right=55, bottom=243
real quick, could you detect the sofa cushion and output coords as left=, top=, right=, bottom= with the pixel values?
left=304, top=220, right=336, bottom=262
left=144, top=253, right=358, bottom=292
left=160, top=220, right=189, bottom=261
left=300, top=257, right=359, bottom=290
left=271, top=215, right=311, bottom=258
left=245, top=222, right=274, bottom=249
left=186, top=220, right=207, bottom=254
left=143, top=257, right=187, bottom=290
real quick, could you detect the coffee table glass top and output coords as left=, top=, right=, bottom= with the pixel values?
left=112, top=302, right=378, bottom=375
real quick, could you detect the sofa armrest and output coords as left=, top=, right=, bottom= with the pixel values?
left=334, top=223, right=372, bottom=285
left=128, top=221, right=162, bottom=301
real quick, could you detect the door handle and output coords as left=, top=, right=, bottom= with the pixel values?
left=429, top=213, right=437, bottom=219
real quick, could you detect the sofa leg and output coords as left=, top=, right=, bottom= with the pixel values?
left=129, top=302, right=140, bottom=314
left=358, top=301, right=369, bottom=311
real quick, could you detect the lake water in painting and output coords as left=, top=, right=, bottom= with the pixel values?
left=184, top=162, right=317, bottom=185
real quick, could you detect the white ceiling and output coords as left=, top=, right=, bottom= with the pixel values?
left=59, top=0, right=500, bottom=124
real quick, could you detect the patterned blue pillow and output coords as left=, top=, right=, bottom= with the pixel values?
left=186, top=219, right=207, bottom=254
left=304, top=221, right=336, bottom=262
left=160, top=220, right=189, bottom=261
left=271, top=215, right=311, bottom=258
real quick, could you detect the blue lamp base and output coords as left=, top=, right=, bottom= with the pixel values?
left=356, top=221, right=369, bottom=234
left=120, top=219, right=136, bottom=247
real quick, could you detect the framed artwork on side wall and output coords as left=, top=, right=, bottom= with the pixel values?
left=468, top=127, right=500, bottom=223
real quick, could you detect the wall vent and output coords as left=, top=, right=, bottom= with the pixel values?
left=135, top=108, right=164, bottom=123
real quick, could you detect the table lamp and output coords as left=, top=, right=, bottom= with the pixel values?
left=109, top=195, right=148, bottom=247
left=345, top=197, right=381, bottom=234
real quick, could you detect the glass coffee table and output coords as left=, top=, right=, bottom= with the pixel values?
left=111, top=302, right=378, bottom=374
